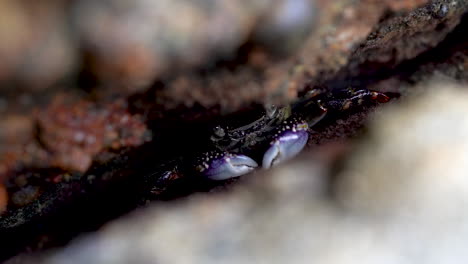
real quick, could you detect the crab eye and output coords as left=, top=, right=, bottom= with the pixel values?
left=262, top=118, right=309, bottom=169
left=195, top=151, right=258, bottom=180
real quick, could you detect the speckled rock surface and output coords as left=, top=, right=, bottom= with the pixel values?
left=0, top=0, right=467, bottom=261
left=2, top=0, right=465, bottom=184
left=12, top=81, right=468, bottom=263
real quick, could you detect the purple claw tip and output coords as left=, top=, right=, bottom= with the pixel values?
left=262, top=118, right=309, bottom=169
left=196, top=151, right=258, bottom=180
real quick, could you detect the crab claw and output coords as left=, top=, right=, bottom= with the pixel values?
left=262, top=117, right=309, bottom=169
left=195, top=151, right=258, bottom=180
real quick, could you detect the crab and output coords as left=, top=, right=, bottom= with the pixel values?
left=189, top=87, right=390, bottom=180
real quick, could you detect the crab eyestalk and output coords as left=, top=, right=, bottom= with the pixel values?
left=262, top=117, right=309, bottom=169
left=195, top=151, right=258, bottom=180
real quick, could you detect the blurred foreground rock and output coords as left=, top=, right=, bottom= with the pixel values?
left=0, top=0, right=317, bottom=94
left=14, top=81, right=468, bottom=263
left=0, top=0, right=76, bottom=92
left=2, top=0, right=464, bottom=104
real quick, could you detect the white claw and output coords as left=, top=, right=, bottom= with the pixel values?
left=262, top=130, right=309, bottom=169
left=198, top=152, right=258, bottom=181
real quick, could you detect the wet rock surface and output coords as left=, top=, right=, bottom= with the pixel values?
left=12, top=81, right=468, bottom=264
left=0, top=0, right=467, bottom=262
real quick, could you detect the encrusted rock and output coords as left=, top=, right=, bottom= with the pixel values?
left=15, top=81, right=468, bottom=263
left=0, top=0, right=467, bottom=258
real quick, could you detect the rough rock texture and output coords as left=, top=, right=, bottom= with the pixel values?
left=0, top=97, right=150, bottom=177
left=13, top=81, right=468, bottom=264
left=0, top=0, right=467, bottom=261
left=36, top=97, right=150, bottom=172
left=155, top=0, right=445, bottom=109
left=3, top=0, right=465, bottom=184
left=337, top=0, right=466, bottom=80
left=0, top=0, right=319, bottom=210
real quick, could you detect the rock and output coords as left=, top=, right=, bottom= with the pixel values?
left=14, top=80, right=468, bottom=263
left=71, top=0, right=277, bottom=89
left=334, top=81, right=468, bottom=263
left=336, top=80, right=468, bottom=220
left=0, top=185, right=7, bottom=214
left=1, top=0, right=468, bottom=260
left=2, top=0, right=466, bottom=182
left=0, top=0, right=77, bottom=91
